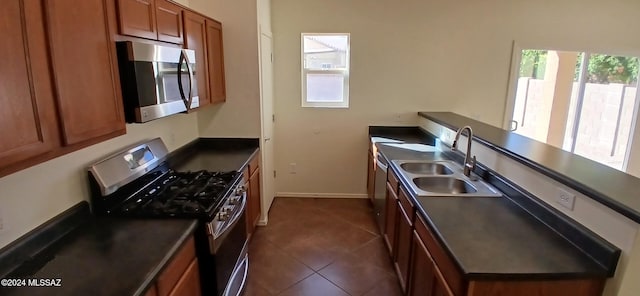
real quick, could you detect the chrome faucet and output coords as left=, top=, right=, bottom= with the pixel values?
left=451, top=126, right=476, bottom=177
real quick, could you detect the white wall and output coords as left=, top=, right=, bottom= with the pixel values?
left=271, top=0, right=640, bottom=197
left=190, top=0, right=262, bottom=138
left=0, top=113, right=199, bottom=248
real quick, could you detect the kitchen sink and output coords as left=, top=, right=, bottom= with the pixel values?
left=413, top=177, right=477, bottom=194
left=391, top=160, right=502, bottom=197
left=400, top=162, right=454, bottom=175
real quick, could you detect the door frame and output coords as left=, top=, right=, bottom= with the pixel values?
left=258, top=25, right=274, bottom=224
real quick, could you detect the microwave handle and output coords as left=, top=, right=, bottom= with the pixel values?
left=177, top=51, right=189, bottom=108
left=183, top=50, right=195, bottom=109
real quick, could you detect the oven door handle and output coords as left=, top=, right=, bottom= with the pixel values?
left=223, top=254, right=249, bottom=296
left=207, top=192, right=247, bottom=254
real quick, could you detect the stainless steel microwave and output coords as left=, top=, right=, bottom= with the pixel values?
left=116, top=41, right=199, bottom=123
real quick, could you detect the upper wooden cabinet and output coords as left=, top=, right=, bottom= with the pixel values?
left=0, top=0, right=60, bottom=170
left=116, top=0, right=157, bottom=40
left=155, top=0, right=183, bottom=44
left=116, top=0, right=184, bottom=44
left=205, top=19, right=226, bottom=104
left=183, top=11, right=210, bottom=107
left=47, top=0, right=125, bottom=145
left=1, top=0, right=125, bottom=177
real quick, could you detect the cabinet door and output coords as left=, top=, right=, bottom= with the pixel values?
left=433, top=264, right=455, bottom=296
left=395, top=202, right=413, bottom=292
left=116, top=0, right=157, bottom=40
left=183, top=11, right=210, bottom=107
left=46, top=0, right=125, bottom=145
left=408, top=231, right=436, bottom=296
left=168, top=259, right=202, bottom=296
left=0, top=0, right=60, bottom=170
left=384, top=182, right=398, bottom=255
left=155, top=0, right=182, bottom=44
left=205, top=19, right=226, bottom=104
left=249, top=168, right=261, bottom=231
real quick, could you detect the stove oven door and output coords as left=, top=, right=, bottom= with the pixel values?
left=200, top=194, right=249, bottom=296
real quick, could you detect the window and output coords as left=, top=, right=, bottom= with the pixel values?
left=507, top=47, right=640, bottom=171
left=301, top=33, right=350, bottom=108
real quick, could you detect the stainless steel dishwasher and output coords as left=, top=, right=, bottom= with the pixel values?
left=373, top=152, right=389, bottom=233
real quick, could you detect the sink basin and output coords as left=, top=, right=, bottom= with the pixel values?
left=391, top=159, right=502, bottom=197
left=400, top=162, right=454, bottom=175
left=413, top=177, right=477, bottom=194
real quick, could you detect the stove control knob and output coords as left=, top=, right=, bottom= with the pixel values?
left=217, top=212, right=229, bottom=221
left=229, top=196, right=241, bottom=205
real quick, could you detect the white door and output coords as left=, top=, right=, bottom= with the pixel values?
left=259, top=31, right=275, bottom=223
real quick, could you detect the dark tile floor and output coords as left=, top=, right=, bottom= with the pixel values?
left=245, top=197, right=403, bottom=296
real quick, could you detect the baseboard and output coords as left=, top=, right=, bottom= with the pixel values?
left=275, top=192, right=368, bottom=199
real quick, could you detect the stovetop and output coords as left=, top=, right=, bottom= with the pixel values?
left=109, top=170, right=240, bottom=219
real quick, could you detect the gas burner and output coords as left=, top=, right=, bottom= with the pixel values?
left=115, top=169, right=240, bottom=218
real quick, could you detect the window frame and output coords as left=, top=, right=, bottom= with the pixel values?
left=301, top=33, right=350, bottom=108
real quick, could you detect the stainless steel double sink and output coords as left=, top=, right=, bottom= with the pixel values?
left=391, top=160, right=502, bottom=197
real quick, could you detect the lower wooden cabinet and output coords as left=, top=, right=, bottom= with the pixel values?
left=380, top=167, right=606, bottom=296
left=395, top=201, right=413, bottom=292
left=147, top=236, right=201, bottom=296
left=246, top=151, right=261, bottom=237
left=383, top=182, right=398, bottom=254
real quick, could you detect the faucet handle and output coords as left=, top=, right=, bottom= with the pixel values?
left=470, top=155, right=476, bottom=171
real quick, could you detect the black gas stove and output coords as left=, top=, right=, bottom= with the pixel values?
left=88, top=138, right=250, bottom=296
left=114, top=170, right=239, bottom=218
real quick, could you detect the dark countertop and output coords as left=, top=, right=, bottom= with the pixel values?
left=419, top=111, right=640, bottom=224
left=168, top=138, right=260, bottom=173
left=0, top=137, right=260, bottom=296
left=376, top=141, right=615, bottom=280
left=0, top=203, right=197, bottom=296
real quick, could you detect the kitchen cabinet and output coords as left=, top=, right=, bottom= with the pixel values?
left=149, top=236, right=201, bottom=296
left=116, top=0, right=157, bottom=40
left=48, top=0, right=126, bottom=146
left=205, top=19, right=226, bottom=104
left=156, top=0, right=183, bottom=44
left=116, top=0, right=183, bottom=44
left=183, top=10, right=210, bottom=107
left=408, top=210, right=606, bottom=296
left=0, top=0, right=60, bottom=170
left=383, top=182, right=398, bottom=254
left=394, top=187, right=414, bottom=292
left=246, top=152, right=262, bottom=236
left=1, top=0, right=125, bottom=177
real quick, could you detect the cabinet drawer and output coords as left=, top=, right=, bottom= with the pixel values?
left=388, top=169, right=399, bottom=193
left=398, top=187, right=414, bottom=224
left=157, top=237, right=197, bottom=296
left=415, top=215, right=465, bottom=296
